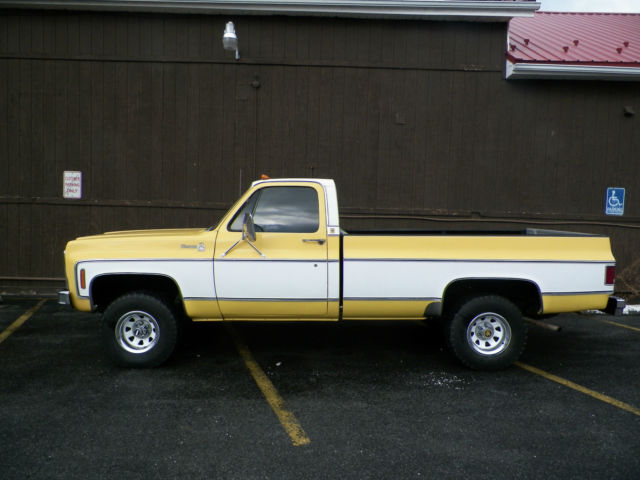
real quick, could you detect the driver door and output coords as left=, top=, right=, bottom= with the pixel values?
left=213, top=183, right=329, bottom=319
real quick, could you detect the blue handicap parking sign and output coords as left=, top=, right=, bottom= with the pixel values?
left=606, top=188, right=625, bottom=216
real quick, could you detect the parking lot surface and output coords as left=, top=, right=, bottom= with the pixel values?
left=1, top=298, right=639, bottom=479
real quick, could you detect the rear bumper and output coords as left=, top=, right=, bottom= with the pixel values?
left=602, top=296, right=626, bottom=316
left=58, top=290, right=71, bottom=306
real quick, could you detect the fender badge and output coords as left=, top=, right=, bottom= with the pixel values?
left=181, top=243, right=206, bottom=252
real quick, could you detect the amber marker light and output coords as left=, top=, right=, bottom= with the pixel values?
left=80, top=269, right=86, bottom=290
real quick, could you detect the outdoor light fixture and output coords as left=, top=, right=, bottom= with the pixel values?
left=223, top=21, right=240, bottom=60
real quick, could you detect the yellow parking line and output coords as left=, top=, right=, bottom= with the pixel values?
left=225, top=324, right=311, bottom=447
left=516, top=362, right=640, bottom=417
left=0, top=299, right=47, bottom=345
left=601, top=320, right=640, bottom=333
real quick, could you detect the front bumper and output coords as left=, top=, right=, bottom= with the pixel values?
left=58, top=290, right=71, bottom=306
left=602, top=296, right=626, bottom=316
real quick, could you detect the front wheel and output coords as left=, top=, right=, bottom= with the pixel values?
left=446, top=296, right=527, bottom=370
left=101, top=292, right=180, bottom=367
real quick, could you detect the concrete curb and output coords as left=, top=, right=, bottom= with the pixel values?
left=582, top=305, right=640, bottom=315
left=623, top=305, right=640, bottom=315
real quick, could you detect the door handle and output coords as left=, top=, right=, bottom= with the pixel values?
left=302, top=239, right=325, bottom=245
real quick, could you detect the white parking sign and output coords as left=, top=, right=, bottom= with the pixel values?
left=605, top=188, right=625, bottom=216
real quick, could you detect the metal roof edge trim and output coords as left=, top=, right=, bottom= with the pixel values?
left=506, top=62, right=640, bottom=81
left=0, top=1, right=540, bottom=20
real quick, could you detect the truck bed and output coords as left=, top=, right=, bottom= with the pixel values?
left=340, top=229, right=614, bottom=319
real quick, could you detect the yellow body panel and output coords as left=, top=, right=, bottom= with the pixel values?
left=217, top=300, right=327, bottom=318
left=67, top=228, right=216, bottom=261
left=342, top=300, right=436, bottom=320
left=344, top=235, right=615, bottom=262
left=184, top=300, right=223, bottom=320
left=70, top=296, right=92, bottom=312
left=327, top=235, right=340, bottom=261
left=215, top=232, right=326, bottom=260
left=542, top=294, right=610, bottom=313
left=216, top=301, right=340, bottom=321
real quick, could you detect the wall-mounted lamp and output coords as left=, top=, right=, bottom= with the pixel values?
left=223, top=21, right=240, bottom=60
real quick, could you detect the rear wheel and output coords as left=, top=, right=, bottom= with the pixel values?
left=101, top=292, right=180, bottom=367
left=447, top=295, right=527, bottom=370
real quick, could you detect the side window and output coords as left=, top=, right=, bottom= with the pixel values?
left=228, top=192, right=260, bottom=231
left=228, top=186, right=319, bottom=233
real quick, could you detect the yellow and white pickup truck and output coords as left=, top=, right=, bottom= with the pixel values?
left=59, top=178, right=624, bottom=370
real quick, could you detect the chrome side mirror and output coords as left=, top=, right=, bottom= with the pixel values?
left=222, top=212, right=264, bottom=258
left=242, top=213, right=256, bottom=242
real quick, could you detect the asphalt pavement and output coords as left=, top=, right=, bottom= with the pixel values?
left=1, top=298, right=639, bottom=479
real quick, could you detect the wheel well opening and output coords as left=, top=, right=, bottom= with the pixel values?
left=90, top=274, right=183, bottom=313
left=443, top=279, right=541, bottom=316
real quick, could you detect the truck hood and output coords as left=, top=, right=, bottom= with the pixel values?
left=66, top=228, right=216, bottom=260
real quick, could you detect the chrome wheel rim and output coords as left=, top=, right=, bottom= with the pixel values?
left=466, top=312, right=511, bottom=356
left=115, top=311, right=160, bottom=354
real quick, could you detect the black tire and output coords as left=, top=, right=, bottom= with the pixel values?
left=446, top=295, right=527, bottom=371
left=101, top=292, right=180, bottom=368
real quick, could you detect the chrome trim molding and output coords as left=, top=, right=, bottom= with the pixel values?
left=76, top=258, right=213, bottom=264
left=344, top=296, right=440, bottom=302
left=215, top=258, right=337, bottom=263
left=217, top=297, right=336, bottom=302
left=507, top=63, right=640, bottom=81
left=0, top=0, right=539, bottom=20
left=541, top=290, right=613, bottom=296
left=344, top=258, right=614, bottom=264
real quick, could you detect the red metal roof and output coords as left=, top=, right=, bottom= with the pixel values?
left=508, top=12, right=640, bottom=67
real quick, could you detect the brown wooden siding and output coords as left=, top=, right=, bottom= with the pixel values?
left=1, top=10, right=640, bottom=297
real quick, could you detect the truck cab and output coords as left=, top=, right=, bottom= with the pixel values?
left=212, top=179, right=341, bottom=320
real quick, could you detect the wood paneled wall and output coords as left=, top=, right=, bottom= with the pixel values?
left=1, top=10, right=640, bottom=296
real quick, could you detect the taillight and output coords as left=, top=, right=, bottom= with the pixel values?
left=605, top=266, right=616, bottom=286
